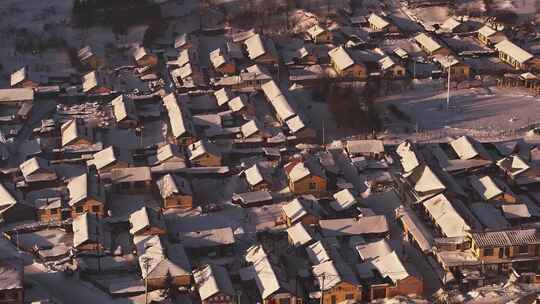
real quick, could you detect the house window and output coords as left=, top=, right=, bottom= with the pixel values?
left=279, top=299, right=291, bottom=304
left=92, top=205, right=101, bottom=213
left=75, top=206, right=84, bottom=213
left=309, top=182, right=317, bottom=190
left=345, top=293, right=354, bottom=300
left=134, top=181, right=146, bottom=188
left=50, top=208, right=58, bottom=214
left=483, top=248, right=494, bottom=256
left=331, top=295, right=337, bottom=304
left=518, top=245, right=529, bottom=254
left=296, top=300, right=302, bottom=304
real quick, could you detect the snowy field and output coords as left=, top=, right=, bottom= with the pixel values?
left=380, top=86, right=540, bottom=132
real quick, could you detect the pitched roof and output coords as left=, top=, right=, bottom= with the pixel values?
left=470, top=203, right=510, bottom=229
left=407, top=165, right=446, bottom=195
left=423, top=194, right=470, bottom=237
left=312, top=260, right=358, bottom=291
left=478, top=25, right=497, bottom=37
left=73, top=212, right=110, bottom=249
left=163, top=93, right=196, bottom=138
left=228, top=95, right=248, bottom=112
left=20, top=157, right=56, bottom=181
left=286, top=222, right=313, bottom=246
left=396, top=140, right=420, bottom=172
left=450, top=136, right=491, bottom=160
left=285, top=115, right=307, bottom=134
left=306, top=240, right=333, bottom=265
left=0, top=258, right=23, bottom=291
left=368, top=13, right=390, bottom=29
left=319, top=216, right=389, bottom=237
left=0, top=88, right=34, bottom=102
left=88, top=146, right=117, bottom=170
left=11, top=67, right=29, bottom=87
left=469, top=175, right=503, bottom=201
left=111, top=95, right=138, bottom=122
left=244, top=163, right=272, bottom=187
left=441, top=17, right=462, bottom=31
left=133, top=46, right=151, bottom=61
left=330, top=189, right=358, bottom=211
left=0, top=183, right=17, bottom=208
left=495, top=40, right=534, bottom=64
left=371, top=251, right=411, bottom=283
left=67, top=173, right=105, bottom=207
left=61, top=119, right=80, bottom=147
left=194, top=264, right=235, bottom=301
left=356, top=239, right=393, bottom=261
left=328, top=46, right=355, bottom=71
left=346, top=139, right=384, bottom=155
left=129, top=206, right=166, bottom=235
left=156, top=174, right=192, bottom=199
left=281, top=197, right=320, bottom=223
left=244, top=34, right=268, bottom=60
left=110, top=167, right=152, bottom=183
left=415, top=33, right=443, bottom=53
left=187, top=140, right=221, bottom=161
left=213, top=87, right=234, bottom=106
left=306, top=24, right=327, bottom=38
left=471, top=228, right=540, bottom=248
left=209, top=48, right=231, bottom=69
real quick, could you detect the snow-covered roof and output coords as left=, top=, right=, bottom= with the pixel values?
left=0, top=88, right=34, bottom=102
left=495, top=40, right=533, bottom=64
left=111, top=95, right=138, bottom=123
left=328, top=46, right=355, bottom=71
left=312, top=260, right=358, bottom=291
left=368, top=13, right=390, bottom=29
left=110, top=167, right=152, bottom=184
left=129, top=206, right=166, bottom=235
left=356, top=239, right=392, bottom=261
left=163, top=93, right=196, bottom=138
left=331, top=189, right=358, bottom=211
left=478, top=25, right=497, bottom=37
left=156, top=173, right=192, bottom=199
left=286, top=222, right=313, bottom=246
left=450, top=136, right=491, bottom=161
left=194, top=264, right=234, bottom=301
left=415, top=33, right=443, bottom=53
left=423, top=194, right=470, bottom=238
left=469, top=175, right=503, bottom=201
left=319, top=216, right=389, bottom=237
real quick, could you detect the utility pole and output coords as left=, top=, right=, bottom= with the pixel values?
left=142, top=256, right=152, bottom=304
left=96, top=223, right=101, bottom=273
left=446, top=59, right=451, bottom=110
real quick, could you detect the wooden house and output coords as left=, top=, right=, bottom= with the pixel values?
left=313, top=260, right=362, bottom=304
left=209, top=48, right=236, bottom=75
left=133, top=46, right=158, bottom=67
left=477, top=25, right=507, bottom=46
left=414, top=33, right=451, bottom=56
left=194, top=264, right=235, bottom=304
left=469, top=175, right=517, bottom=203
left=281, top=196, right=322, bottom=227
left=244, top=34, right=279, bottom=65
left=379, top=56, right=406, bottom=78
left=78, top=46, right=101, bottom=69
left=284, top=159, right=327, bottom=195
left=243, top=245, right=304, bottom=304
left=129, top=206, right=167, bottom=236
left=470, top=228, right=540, bottom=271
left=243, top=163, right=273, bottom=191
left=187, top=140, right=222, bottom=167
left=306, top=24, right=333, bottom=44
left=19, top=157, right=58, bottom=186
left=495, top=40, right=539, bottom=71
left=67, top=173, right=107, bottom=219
left=433, top=55, right=471, bottom=80
left=156, top=174, right=194, bottom=209
left=0, top=183, right=35, bottom=224
left=111, top=95, right=139, bottom=128
left=0, top=258, right=24, bottom=304
left=72, top=212, right=111, bottom=254
left=422, top=194, right=470, bottom=238
left=34, top=196, right=65, bottom=223
left=82, top=71, right=112, bottom=95
left=368, top=14, right=398, bottom=33
left=328, top=46, right=368, bottom=79
left=10, top=67, right=39, bottom=88
left=110, top=167, right=153, bottom=194
left=61, top=119, right=95, bottom=149
left=87, top=146, right=130, bottom=175
left=162, top=93, right=198, bottom=146
left=346, top=139, right=385, bottom=160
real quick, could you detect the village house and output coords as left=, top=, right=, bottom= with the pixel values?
left=133, top=46, right=158, bottom=67
left=306, top=24, right=333, bottom=44
left=34, top=196, right=65, bottom=223
left=287, top=222, right=314, bottom=247
left=134, top=235, right=192, bottom=289
left=285, top=158, right=327, bottom=195
left=61, top=118, right=95, bottom=149
left=497, top=155, right=540, bottom=186
left=328, top=46, right=368, bottom=79
left=19, top=156, right=58, bottom=186
left=433, top=55, right=471, bottom=80
left=228, top=95, right=249, bottom=115
left=470, top=228, right=540, bottom=272
left=379, top=56, right=406, bottom=78
left=82, top=71, right=112, bottom=95
left=495, top=40, right=539, bottom=71
left=414, top=33, right=451, bottom=56
left=261, top=80, right=296, bottom=123
left=440, top=17, right=468, bottom=33
left=72, top=212, right=111, bottom=254
left=177, top=226, right=236, bottom=256
left=330, top=188, right=358, bottom=212
left=244, top=34, right=280, bottom=65
left=87, top=146, right=130, bottom=174
left=156, top=174, right=194, bottom=209
left=243, top=163, right=273, bottom=191
left=129, top=206, right=167, bottom=236
left=281, top=195, right=322, bottom=227
left=346, top=139, right=385, bottom=160
left=240, top=119, right=268, bottom=139
left=356, top=240, right=423, bottom=300
left=368, top=13, right=397, bottom=33
left=209, top=48, right=236, bottom=75
left=67, top=173, right=107, bottom=219
left=0, top=258, right=24, bottom=304
left=148, top=143, right=186, bottom=168
left=10, top=67, right=40, bottom=88
left=0, top=183, right=35, bottom=224
left=450, top=136, right=492, bottom=161
left=111, top=95, right=139, bottom=128
left=187, top=140, right=222, bottom=167
left=242, top=244, right=304, bottom=304
left=163, top=93, right=198, bottom=146
left=477, top=25, right=507, bottom=46
left=318, top=216, right=389, bottom=239
left=194, top=264, right=235, bottom=304
left=422, top=194, right=470, bottom=239
left=110, top=167, right=153, bottom=194
left=174, top=33, right=198, bottom=50
left=0, top=88, right=34, bottom=123
left=468, top=175, right=517, bottom=203
left=312, top=259, right=362, bottom=304
left=78, top=45, right=101, bottom=69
